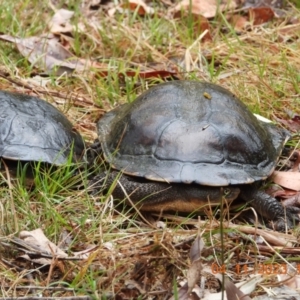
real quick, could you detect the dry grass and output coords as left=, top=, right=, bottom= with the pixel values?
left=0, top=0, right=300, bottom=299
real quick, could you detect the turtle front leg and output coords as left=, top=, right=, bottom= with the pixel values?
left=240, top=187, right=300, bottom=231
left=91, top=171, right=240, bottom=213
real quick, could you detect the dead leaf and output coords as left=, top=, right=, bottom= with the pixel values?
left=0, top=33, right=178, bottom=78
left=224, top=277, right=251, bottom=300
left=186, top=236, right=205, bottom=294
left=121, top=0, right=154, bottom=15
left=48, top=8, right=74, bottom=34
left=254, top=285, right=300, bottom=300
left=189, top=235, right=205, bottom=263
left=0, top=34, right=106, bottom=75
left=229, top=14, right=250, bottom=32
left=172, top=0, right=237, bottom=19
left=187, top=260, right=203, bottom=294
left=192, top=15, right=212, bottom=41
left=229, top=6, right=275, bottom=32
left=173, top=13, right=212, bottom=41
left=275, top=112, right=300, bottom=132
left=169, top=282, right=200, bottom=300
left=281, top=192, right=300, bottom=208
left=249, top=7, right=275, bottom=25
left=278, top=266, right=300, bottom=289
left=19, top=228, right=68, bottom=258
left=272, top=171, right=300, bottom=191
left=269, top=187, right=296, bottom=198
left=0, top=34, right=72, bottom=73
left=15, top=229, right=98, bottom=266
left=198, top=274, right=264, bottom=300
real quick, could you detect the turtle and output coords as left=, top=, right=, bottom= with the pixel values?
left=0, top=91, right=85, bottom=168
left=91, top=80, right=299, bottom=231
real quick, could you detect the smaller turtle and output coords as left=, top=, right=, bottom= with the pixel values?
left=0, top=91, right=85, bottom=168
left=91, top=80, right=299, bottom=231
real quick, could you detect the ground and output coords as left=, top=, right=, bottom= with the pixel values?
left=0, top=0, right=300, bottom=299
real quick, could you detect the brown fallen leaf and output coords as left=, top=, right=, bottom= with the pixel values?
left=173, top=13, right=212, bottom=41
left=120, top=0, right=154, bottom=15
left=274, top=117, right=300, bottom=132
left=280, top=192, right=300, bottom=208
left=272, top=171, right=300, bottom=191
left=229, top=6, right=275, bottom=32
left=249, top=7, right=275, bottom=25
left=270, top=187, right=297, bottom=199
left=229, top=14, right=250, bottom=32
left=172, top=0, right=237, bottom=19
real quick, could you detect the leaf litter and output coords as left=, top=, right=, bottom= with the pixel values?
left=0, top=0, right=300, bottom=299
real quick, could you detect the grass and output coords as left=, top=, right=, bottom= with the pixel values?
left=0, top=0, right=300, bottom=299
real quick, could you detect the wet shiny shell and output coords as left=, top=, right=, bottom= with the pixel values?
left=0, top=91, right=85, bottom=165
left=97, top=81, right=288, bottom=186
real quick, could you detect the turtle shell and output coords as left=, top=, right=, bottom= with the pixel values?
left=97, top=81, right=288, bottom=186
left=0, top=91, right=85, bottom=165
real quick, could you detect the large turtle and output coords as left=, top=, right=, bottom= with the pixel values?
left=93, top=80, right=299, bottom=231
left=0, top=91, right=85, bottom=166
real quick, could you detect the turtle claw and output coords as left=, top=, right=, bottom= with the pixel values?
left=273, top=208, right=300, bottom=232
